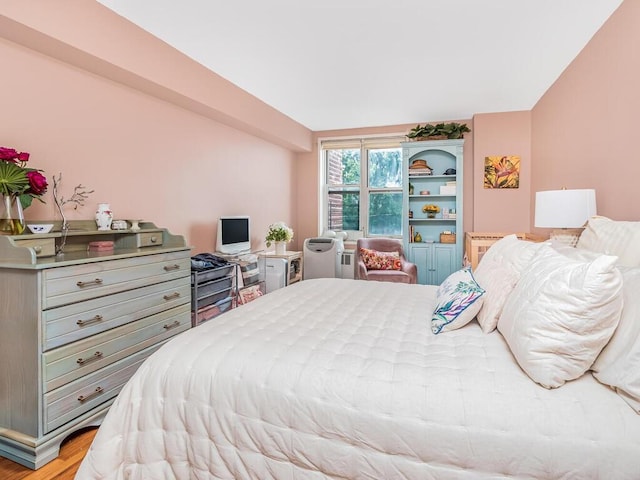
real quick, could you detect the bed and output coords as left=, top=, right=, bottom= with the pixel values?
left=77, top=222, right=640, bottom=479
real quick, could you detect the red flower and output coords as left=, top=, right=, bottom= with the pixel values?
left=27, top=170, right=48, bottom=195
left=0, top=147, right=20, bottom=162
left=0, top=146, right=47, bottom=208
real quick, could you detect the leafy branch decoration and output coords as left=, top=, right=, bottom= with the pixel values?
left=52, top=173, right=94, bottom=255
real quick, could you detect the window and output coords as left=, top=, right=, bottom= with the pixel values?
left=321, top=137, right=404, bottom=237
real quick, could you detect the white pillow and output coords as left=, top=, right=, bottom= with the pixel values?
left=577, top=216, right=640, bottom=267
left=473, top=235, right=546, bottom=333
left=431, top=267, right=485, bottom=334
left=592, top=267, right=640, bottom=413
left=498, top=244, right=623, bottom=388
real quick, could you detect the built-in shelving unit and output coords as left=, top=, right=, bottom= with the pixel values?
left=402, top=139, right=464, bottom=284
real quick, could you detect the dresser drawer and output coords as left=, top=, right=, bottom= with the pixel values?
left=42, top=250, right=190, bottom=309
left=43, top=345, right=161, bottom=434
left=135, top=231, right=163, bottom=247
left=13, top=237, right=56, bottom=257
left=43, top=304, right=190, bottom=391
left=42, top=277, right=190, bottom=350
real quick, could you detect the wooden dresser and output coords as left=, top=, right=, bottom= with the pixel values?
left=0, top=221, right=191, bottom=469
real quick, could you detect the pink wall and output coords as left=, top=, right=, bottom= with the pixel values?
left=531, top=0, right=639, bottom=226
left=0, top=1, right=312, bottom=153
left=0, top=3, right=310, bottom=254
left=2, top=0, right=635, bottom=255
left=472, top=111, right=532, bottom=232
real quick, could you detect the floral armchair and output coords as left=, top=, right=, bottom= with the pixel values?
left=355, top=238, right=417, bottom=284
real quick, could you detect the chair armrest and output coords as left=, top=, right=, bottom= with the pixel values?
left=400, top=258, right=418, bottom=283
left=356, top=260, right=368, bottom=280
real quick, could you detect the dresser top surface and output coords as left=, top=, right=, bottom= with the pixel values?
left=0, top=220, right=190, bottom=269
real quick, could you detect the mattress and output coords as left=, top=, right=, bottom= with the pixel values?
left=76, top=278, right=640, bottom=479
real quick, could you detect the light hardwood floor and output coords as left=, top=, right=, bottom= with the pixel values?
left=0, top=427, right=97, bottom=480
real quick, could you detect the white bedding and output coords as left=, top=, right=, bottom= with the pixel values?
left=77, top=278, right=640, bottom=479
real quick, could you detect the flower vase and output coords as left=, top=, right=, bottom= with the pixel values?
left=427, top=213, right=436, bottom=219
left=95, top=203, right=113, bottom=231
left=0, top=194, right=25, bottom=235
left=275, top=241, right=286, bottom=255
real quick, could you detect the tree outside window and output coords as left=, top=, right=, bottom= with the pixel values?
left=324, top=141, right=402, bottom=237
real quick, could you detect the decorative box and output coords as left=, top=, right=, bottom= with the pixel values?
left=440, top=233, right=456, bottom=244
left=440, top=185, right=457, bottom=195
left=111, top=220, right=128, bottom=230
left=87, top=240, right=115, bottom=252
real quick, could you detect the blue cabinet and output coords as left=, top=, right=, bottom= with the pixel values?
left=409, top=243, right=457, bottom=285
left=402, top=139, right=464, bottom=284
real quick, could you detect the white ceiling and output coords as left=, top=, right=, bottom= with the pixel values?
left=97, top=0, right=622, bottom=132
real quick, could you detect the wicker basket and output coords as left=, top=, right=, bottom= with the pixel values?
left=440, top=233, right=456, bottom=244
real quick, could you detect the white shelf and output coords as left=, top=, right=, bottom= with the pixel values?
left=408, top=174, right=457, bottom=179
left=409, top=195, right=455, bottom=199
left=409, top=218, right=457, bottom=222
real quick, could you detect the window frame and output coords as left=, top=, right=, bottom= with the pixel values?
left=319, top=135, right=405, bottom=239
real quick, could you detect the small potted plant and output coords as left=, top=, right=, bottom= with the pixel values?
left=422, top=204, right=440, bottom=219
left=406, top=122, right=471, bottom=141
left=265, top=221, right=294, bottom=255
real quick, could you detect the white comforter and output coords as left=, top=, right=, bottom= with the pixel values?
left=77, top=278, right=640, bottom=479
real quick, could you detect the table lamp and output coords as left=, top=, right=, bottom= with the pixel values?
left=534, top=189, right=597, bottom=246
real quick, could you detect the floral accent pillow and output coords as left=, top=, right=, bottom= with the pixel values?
left=431, top=267, right=485, bottom=334
left=360, top=248, right=402, bottom=270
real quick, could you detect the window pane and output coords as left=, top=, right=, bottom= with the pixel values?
left=326, top=149, right=360, bottom=185
left=368, top=148, right=402, bottom=188
left=368, top=192, right=402, bottom=235
left=328, top=190, right=360, bottom=231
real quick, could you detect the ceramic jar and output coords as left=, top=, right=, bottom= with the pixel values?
left=95, top=203, right=113, bottom=231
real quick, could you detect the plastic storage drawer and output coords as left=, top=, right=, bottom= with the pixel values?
left=191, top=264, right=235, bottom=283
left=197, top=287, right=232, bottom=308
left=194, top=276, right=233, bottom=300
left=191, top=297, right=233, bottom=327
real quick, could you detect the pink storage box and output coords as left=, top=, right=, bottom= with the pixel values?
left=88, top=241, right=115, bottom=252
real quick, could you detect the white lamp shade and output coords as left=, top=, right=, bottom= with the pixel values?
left=535, top=189, right=597, bottom=228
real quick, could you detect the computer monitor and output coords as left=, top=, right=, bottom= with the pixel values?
left=216, top=216, right=250, bottom=255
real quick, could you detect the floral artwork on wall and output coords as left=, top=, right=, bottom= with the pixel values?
left=484, top=155, right=520, bottom=189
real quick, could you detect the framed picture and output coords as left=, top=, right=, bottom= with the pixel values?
left=484, top=155, right=520, bottom=189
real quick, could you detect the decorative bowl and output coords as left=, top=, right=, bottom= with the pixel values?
left=27, top=224, right=54, bottom=234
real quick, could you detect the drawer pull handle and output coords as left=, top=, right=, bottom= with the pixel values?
left=76, top=314, right=104, bottom=326
left=33, top=246, right=42, bottom=253
left=163, top=292, right=180, bottom=301
left=164, top=264, right=180, bottom=271
left=163, top=320, right=181, bottom=330
left=150, top=236, right=158, bottom=243
left=76, top=278, right=103, bottom=288
left=76, top=351, right=103, bottom=365
left=78, top=386, right=104, bottom=403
